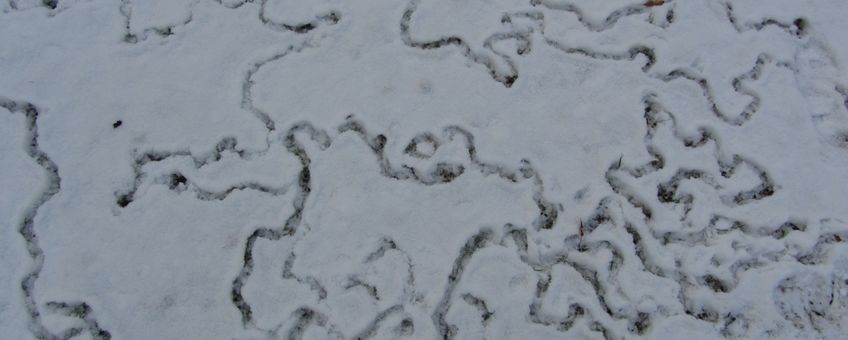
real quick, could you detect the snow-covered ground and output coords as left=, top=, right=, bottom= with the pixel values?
left=2, top=0, right=848, bottom=339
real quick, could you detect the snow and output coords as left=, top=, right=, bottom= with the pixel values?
left=1, top=0, right=847, bottom=339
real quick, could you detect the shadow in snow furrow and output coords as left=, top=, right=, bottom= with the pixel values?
left=242, top=42, right=318, bottom=132
left=400, top=0, right=672, bottom=87
left=45, top=302, right=111, bottom=340
left=590, top=96, right=847, bottom=329
left=431, top=229, right=494, bottom=340
left=399, top=0, right=518, bottom=87
left=401, top=0, right=794, bottom=131
left=151, top=171, right=290, bottom=201
left=527, top=270, right=595, bottom=334
left=119, top=0, right=191, bottom=44
left=530, top=0, right=672, bottom=32
left=345, top=276, right=380, bottom=301
left=229, top=116, right=553, bottom=331
left=605, top=92, right=777, bottom=228
left=364, top=237, right=417, bottom=303
left=1, top=97, right=111, bottom=340
left=651, top=54, right=793, bottom=126
left=115, top=134, right=279, bottom=208
left=351, top=305, right=405, bottom=340
left=8, top=0, right=57, bottom=11
left=283, top=252, right=328, bottom=300
left=286, top=307, right=342, bottom=340
left=121, top=0, right=340, bottom=44
left=461, top=294, right=494, bottom=326
left=723, top=1, right=807, bottom=38
left=256, top=0, right=340, bottom=34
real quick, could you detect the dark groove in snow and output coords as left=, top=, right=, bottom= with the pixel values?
left=2, top=97, right=111, bottom=340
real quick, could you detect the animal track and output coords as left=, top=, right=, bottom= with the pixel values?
left=400, top=0, right=673, bottom=87
left=105, top=6, right=846, bottom=336
left=116, top=110, right=843, bottom=338
left=2, top=97, right=111, bottom=339
left=6, top=0, right=848, bottom=338
left=651, top=54, right=793, bottom=126
left=119, top=0, right=340, bottom=44
left=723, top=0, right=807, bottom=37
left=232, top=118, right=553, bottom=337
left=531, top=0, right=674, bottom=32
left=6, top=0, right=59, bottom=11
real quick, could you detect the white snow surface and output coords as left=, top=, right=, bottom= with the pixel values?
left=1, top=0, right=848, bottom=339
